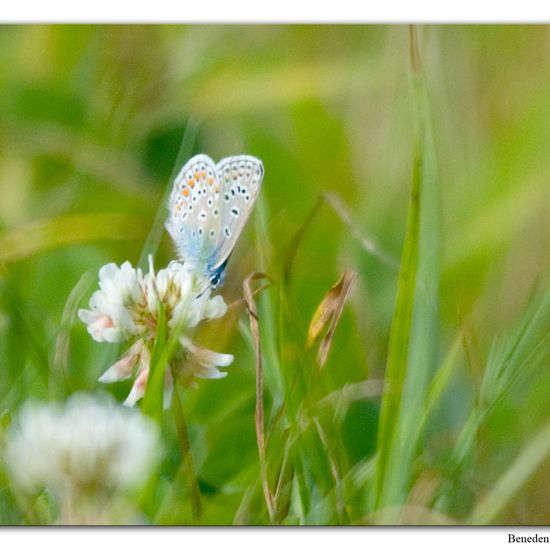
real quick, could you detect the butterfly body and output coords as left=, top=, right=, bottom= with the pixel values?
left=166, top=154, right=264, bottom=288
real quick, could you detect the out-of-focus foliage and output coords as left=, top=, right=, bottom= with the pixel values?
left=1, top=24, right=550, bottom=525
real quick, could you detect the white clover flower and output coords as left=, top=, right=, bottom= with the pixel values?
left=78, top=261, right=144, bottom=343
left=78, top=257, right=233, bottom=406
left=5, top=393, right=160, bottom=501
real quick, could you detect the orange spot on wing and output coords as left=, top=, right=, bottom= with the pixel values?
left=214, top=185, right=219, bottom=193
left=182, top=188, right=190, bottom=197
left=207, top=177, right=214, bottom=185
left=194, top=173, right=200, bottom=181
left=189, top=180, right=195, bottom=188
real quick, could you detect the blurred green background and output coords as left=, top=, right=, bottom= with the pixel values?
left=1, top=24, right=550, bottom=525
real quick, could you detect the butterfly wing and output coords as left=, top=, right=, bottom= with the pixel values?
left=211, top=155, right=264, bottom=271
left=165, top=154, right=224, bottom=274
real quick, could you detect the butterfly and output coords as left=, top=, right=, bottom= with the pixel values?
left=165, top=154, right=264, bottom=288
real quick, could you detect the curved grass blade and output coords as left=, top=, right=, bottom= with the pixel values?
left=0, top=213, right=149, bottom=263
left=52, top=271, right=95, bottom=394
left=138, top=117, right=200, bottom=270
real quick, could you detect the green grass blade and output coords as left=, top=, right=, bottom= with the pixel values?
left=0, top=213, right=149, bottom=263
left=374, top=26, right=441, bottom=514
left=450, top=287, right=550, bottom=471
left=253, top=193, right=286, bottom=412
left=52, top=271, right=95, bottom=395
left=138, top=118, right=200, bottom=270
left=373, top=129, right=421, bottom=510
left=413, top=333, right=463, bottom=446
left=468, top=415, right=550, bottom=525
left=141, top=301, right=168, bottom=422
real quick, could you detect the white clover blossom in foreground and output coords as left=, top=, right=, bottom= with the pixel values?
left=5, top=393, right=159, bottom=504
left=78, top=257, right=233, bottom=406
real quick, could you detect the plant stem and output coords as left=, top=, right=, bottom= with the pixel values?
left=243, top=272, right=275, bottom=523
left=172, top=386, right=202, bottom=525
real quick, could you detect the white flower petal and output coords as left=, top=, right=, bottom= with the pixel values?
left=180, top=337, right=234, bottom=368
left=204, top=295, right=228, bottom=319
left=100, top=327, right=126, bottom=344
left=199, top=349, right=234, bottom=368
left=77, top=308, right=98, bottom=324
left=99, top=340, right=144, bottom=383
left=123, top=368, right=148, bottom=407
left=194, top=367, right=228, bottom=380
left=123, top=385, right=145, bottom=407
left=99, top=364, right=129, bottom=383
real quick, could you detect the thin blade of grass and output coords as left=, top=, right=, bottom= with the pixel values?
left=0, top=268, right=50, bottom=397
left=468, top=415, right=550, bottom=525
left=323, top=192, right=399, bottom=270
left=273, top=434, right=294, bottom=523
left=373, top=121, right=421, bottom=508
left=283, top=196, right=324, bottom=285
left=374, top=26, right=441, bottom=514
left=243, top=271, right=275, bottom=523
left=253, top=193, right=285, bottom=410
left=52, top=271, right=95, bottom=393
left=188, top=56, right=378, bottom=116
left=233, top=478, right=261, bottom=526
left=283, top=192, right=398, bottom=290
left=141, top=301, right=168, bottom=422
left=313, top=418, right=348, bottom=524
left=316, top=379, right=384, bottom=412
left=138, top=118, right=199, bottom=270
left=413, top=333, right=463, bottom=444
left=450, top=288, right=550, bottom=470
left=481, top=288, right=550, bottom=406
left=0, top=213, right=149, bottom=263
left=373, top=141, right=421, bottom=511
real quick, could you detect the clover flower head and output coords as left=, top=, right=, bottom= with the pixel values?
left=78, top=257, right=233, bottom=406
left=77, top=261, right=143, bottom=343
left=5, top=392, right=160, bottom=498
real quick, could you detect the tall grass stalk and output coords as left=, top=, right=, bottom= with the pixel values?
left=373, top=26, right=441, bottom=518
